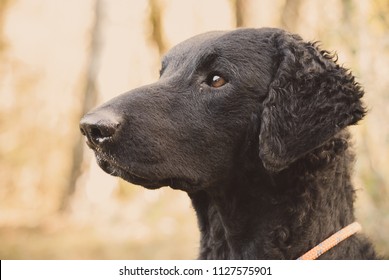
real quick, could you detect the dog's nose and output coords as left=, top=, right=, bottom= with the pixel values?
left=80, top=111, right=121, bottom=147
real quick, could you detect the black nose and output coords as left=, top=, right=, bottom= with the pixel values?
left=80, top=111, right=121, bottom=148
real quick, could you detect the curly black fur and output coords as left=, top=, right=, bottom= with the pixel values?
left=80, top=28, right=377, bottom=259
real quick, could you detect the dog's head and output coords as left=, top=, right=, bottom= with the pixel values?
left=80, top=28, right=365, bottom=191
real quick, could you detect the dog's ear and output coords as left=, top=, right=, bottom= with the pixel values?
left=258, top=32, right=366, bottom=172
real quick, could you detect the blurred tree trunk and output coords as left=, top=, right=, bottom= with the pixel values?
left=233, top=0, right=246, bottom=27
left=59, top=0, right=103, bottom=211
left=149, top=0, right=167, bottom=57
left=0, top=0, right=10, bottom=51
left=281, top=0, right=302, bottom=31
left=357, top=0, right=388, bottom=205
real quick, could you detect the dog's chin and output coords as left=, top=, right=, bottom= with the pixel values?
left=94, top=154, right=201, bottom=192
left=95, top=155, right=164, bottom=189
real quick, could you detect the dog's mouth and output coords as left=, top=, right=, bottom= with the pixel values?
left=94, top=151, right=165, bottom=189
left=93, top=150, right=200, bottom=191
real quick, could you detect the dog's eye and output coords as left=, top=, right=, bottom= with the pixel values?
left=208, top=75, right=227, bottom=88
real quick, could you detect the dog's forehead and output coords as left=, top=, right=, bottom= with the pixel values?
left=162, top=28, right=281, bottom=66
left=162, top=31, right=227, bottom=64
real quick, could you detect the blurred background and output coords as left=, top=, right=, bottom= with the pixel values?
left=0, top=0, right=388, bottom=259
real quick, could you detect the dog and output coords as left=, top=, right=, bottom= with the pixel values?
left=80, top=28, right=377, bottom=259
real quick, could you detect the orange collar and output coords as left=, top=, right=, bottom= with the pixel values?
left=297, top=222, right=362, bottom=260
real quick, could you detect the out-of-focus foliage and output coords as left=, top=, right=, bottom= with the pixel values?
left=0, top=0, right=388, bottom=259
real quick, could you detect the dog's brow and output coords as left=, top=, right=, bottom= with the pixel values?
left=197, top=52, right=218, bottom=69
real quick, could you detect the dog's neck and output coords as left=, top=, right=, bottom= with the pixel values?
left=188, top=133, right=373, bottom=259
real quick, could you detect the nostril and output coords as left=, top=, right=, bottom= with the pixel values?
left=94, top=123, right=118, bottom=138
left=89, top=125, right=114, bottom=142
left=90, top=127, right=102, bottom=139
left=80, top=115, right=120, bottom=147
left=83, top=124, right=117, bottom=145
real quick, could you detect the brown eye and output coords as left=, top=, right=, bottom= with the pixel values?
left=210, top=75, right=227, bottom=88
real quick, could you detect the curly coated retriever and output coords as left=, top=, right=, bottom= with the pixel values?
left=80, top=28, right=377, bottom=259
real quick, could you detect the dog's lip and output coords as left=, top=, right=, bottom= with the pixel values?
left=95, top=152, right=156, bottom=182
left=93, top=151, right=199, bottom=190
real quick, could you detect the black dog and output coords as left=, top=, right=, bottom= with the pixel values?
left=80, top=28, right=377, bottom=259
